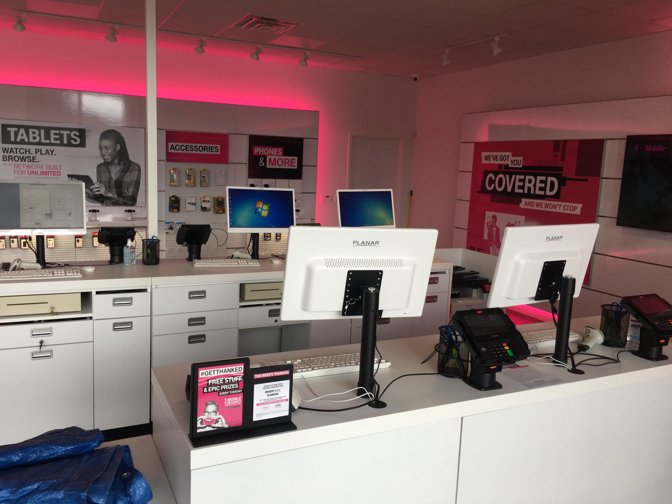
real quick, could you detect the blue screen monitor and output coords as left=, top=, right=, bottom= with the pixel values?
left=225, top=186, right=296, bottom=233
left=337, top=189, right=395, bottom=227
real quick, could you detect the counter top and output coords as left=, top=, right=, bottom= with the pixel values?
left=2, top=257, right=453, bottom=294
left=151, top=316, right=672, bottom=470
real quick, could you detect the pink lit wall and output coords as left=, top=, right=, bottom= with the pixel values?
left=0, top=26, right=417, bottom=226
left=413, top=30, right=672, bottom=248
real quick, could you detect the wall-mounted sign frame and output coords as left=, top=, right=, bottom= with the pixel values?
left=248, top=135, right=303, bottom=180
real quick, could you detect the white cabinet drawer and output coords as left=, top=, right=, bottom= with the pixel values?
left=93, top=291, right=150, bottom=319
left=0, top=319, right=93, bottom=350
left=152, top=283, right=238, bottom=315
left=151, top=328, right=238, bottom=367
left=427, top=271, right=450, bottom=294
left=153, top=309, right=237, bottom=335
left=238, top=304, right=294, bottom=329
left=94, top=317, right=150, bottom=430
left=0, top=342, right=93, bottom=445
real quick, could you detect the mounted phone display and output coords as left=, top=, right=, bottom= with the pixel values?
left=621, top=293, right=672, bottom=361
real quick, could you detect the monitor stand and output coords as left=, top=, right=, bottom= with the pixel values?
left=553, top=276, right=584, bottom=375
left=186, top=243, right=203, bottom=261
left=359, top=287, right=386, bottom=408
left=250, top=233, right=260, bottom=260
left=35, top=236, right=46, bottom=268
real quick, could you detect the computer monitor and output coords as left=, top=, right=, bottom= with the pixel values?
left=337, top=189, right=395, bottom=227
left=281, top=226, right=438, bottom=406
left=486, top=223, right=600, bottom=364
left=225, top=186, right=296, bottom=259
left=176, top=224, right=212, bottom=261
left=0, top=179, right=87, bottom=267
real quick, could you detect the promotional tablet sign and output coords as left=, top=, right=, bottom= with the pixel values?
left=248, top=135, right=303, bottom=179
left=165, top=130, right=228, bottom=164
left=467, top=139, right=603, bottom=255
left=189, top=358, right=248, bottom=441
left=1, top=119, right=146, bottom=207
left=188, top=359, right=296, bottom=446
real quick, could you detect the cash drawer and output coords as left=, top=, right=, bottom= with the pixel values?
left=152, top=309, right=237, bottom=335
left=0, top=319, right=93, bottom=350
left=152, top=283, right=238, bottom=315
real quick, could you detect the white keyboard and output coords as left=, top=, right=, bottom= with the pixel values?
left=522, top=328, right=583, bottom=352
left=192, top=258, right=261, bottom=267
left=0, top=267, right=82, bottom=281
left=258, top=352, right=391, bottom=379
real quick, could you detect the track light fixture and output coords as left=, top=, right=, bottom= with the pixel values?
left=441, top=49, right=450, bottom=66
left=490, top=36, right=503, bottom=56
left=438, top=33, right=507, bottom=67
left=13, top=14, right=26, bottom=32
left=194, top=38, right=206, bottom=54
left=250, top=46, right=262, bottom=61
left=106, top=25, right=118, bottom=43
left=298, top=52, right=309, bottom=67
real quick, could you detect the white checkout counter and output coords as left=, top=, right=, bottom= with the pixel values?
left=0, top=258, right=452, bottom=445
left=151, top=316, right=672, bottom=504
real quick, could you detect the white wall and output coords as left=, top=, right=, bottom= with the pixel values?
left=413, top=29, right=672, bottom=315
left=413, top=29, right=672, bottom=247
left=0, top=21, right=418, bottom=227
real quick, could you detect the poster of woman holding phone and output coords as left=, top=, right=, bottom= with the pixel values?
left=87, top=129, right=141, bottom=206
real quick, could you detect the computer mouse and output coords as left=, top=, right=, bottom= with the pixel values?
left=271, top=258, right=284, bottom=265
left=82, top=266, right=96, bottom=273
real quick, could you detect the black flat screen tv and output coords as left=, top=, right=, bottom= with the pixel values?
left=616, top=134, right=672, bottom=233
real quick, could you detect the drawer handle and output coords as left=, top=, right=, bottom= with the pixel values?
left=188, top=290, right=207, bottom=300
left=112, top=297, right=133, bottom=307
left=188, top=316, right=206, bottom=327
left=377, top=318, right=391, bottom=325
left=188, top=334, right=206, bottom=344
left=31, top=327, right=53, bottom=338
left=113, top=321, right=134, bottom=331
left=268, top=308, right=281, bottom=318
left=426, top=295, right=438, bottom=304
left=31, top=350, right=53, bottom=360
left=428, top=276, right=440, bottom=285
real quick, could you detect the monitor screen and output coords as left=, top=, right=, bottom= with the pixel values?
left=0, top=179, right=86, bottom=235
left=280, top=226, right=438, bottom=321
left=486, top=223, right=599, bottom=308
left=337, top=189, right=395, bottom=227
left=616, top=134, right=672, bottom=233
left=226, top=186, right=296, bottom=233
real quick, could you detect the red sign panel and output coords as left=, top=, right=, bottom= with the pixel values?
left=467, top=139, right=603, bottom=255
left=166, top=130, right=228, bottom=164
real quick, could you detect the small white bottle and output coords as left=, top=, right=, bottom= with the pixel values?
left=123, top=239, right=136, bottom=265
left=129, top=239, right=136, bottom=265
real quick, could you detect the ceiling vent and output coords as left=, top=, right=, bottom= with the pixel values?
left=231, top=14, right=300, bottom=36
